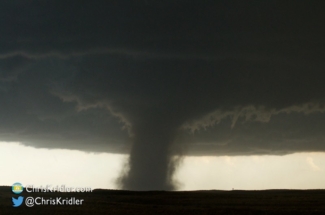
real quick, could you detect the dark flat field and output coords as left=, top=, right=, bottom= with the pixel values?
left=1, top=186, right=325, bottom=214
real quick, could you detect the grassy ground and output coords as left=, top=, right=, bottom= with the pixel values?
left=1, top=186, right=325, bottom=214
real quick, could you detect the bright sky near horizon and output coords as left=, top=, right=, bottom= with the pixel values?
left=1, top=141, right=324, bottom=191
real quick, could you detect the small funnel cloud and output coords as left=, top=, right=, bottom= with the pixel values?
left=118, top=123, right=177, bottom=190
left=108, top=70, right=227, bottom=190
left=116, top=106, right=187, bottom=190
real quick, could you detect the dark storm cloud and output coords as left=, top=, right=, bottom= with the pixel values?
left=1, top=1, right=325, bottom=190
left=1, top=1, right=323, bottom=59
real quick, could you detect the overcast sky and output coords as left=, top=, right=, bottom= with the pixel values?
left=1, top=1, right=325, bottom=190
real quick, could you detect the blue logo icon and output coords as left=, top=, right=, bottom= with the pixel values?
left=12, top=182, right=23, bottom=194
left=12, top=196, right=24, bottom=207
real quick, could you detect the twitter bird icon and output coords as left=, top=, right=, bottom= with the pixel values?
left=12, top=196, right=24, bottom=207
